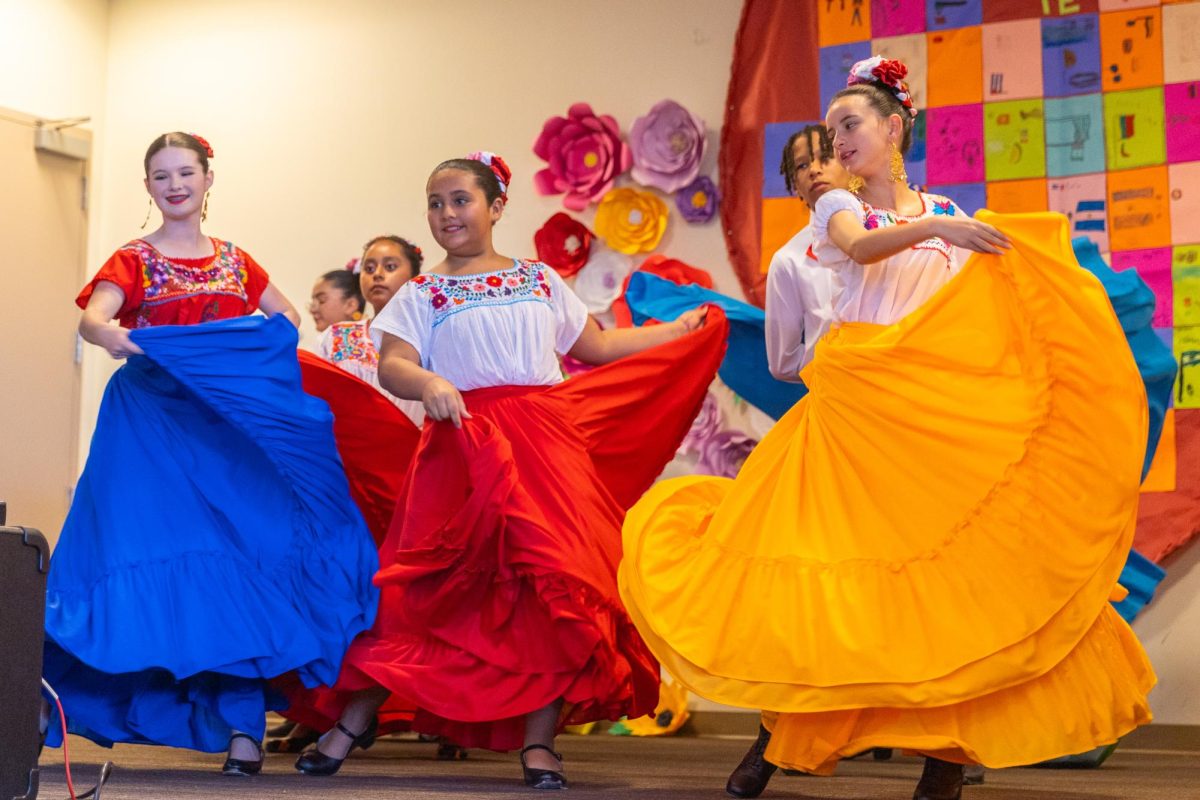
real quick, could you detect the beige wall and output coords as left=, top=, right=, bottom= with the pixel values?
left=5, top=0, right=1200, bottom=726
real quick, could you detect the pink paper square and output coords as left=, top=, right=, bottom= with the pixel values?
left=925, top=105, right=985, bottom=185
left=1165, top=82, right=1200, bottom=164
left=872, top=0, right=925, bottom=38
left=1112, top=247, right=1174, bottom=328
left=1169, top=161, right=1200, bottom=244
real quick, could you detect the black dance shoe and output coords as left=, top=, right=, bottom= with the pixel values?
left=520, top=743, right=567, bottom=790
left=726, top=724, right=777, bottom=798
left=436, top=739, right=469, bottom=760
left=222, top=732, right=264, bottom=777
left=913, top=756, right=964, bottom=800
left=294, top=717, right=378, bottom=777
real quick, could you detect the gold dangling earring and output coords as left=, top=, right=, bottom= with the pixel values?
left=889, top=143, right=908, bottom=184
left=847, top=174, right=865, bottom=194
left=201, top=191, right=209, bottom=222
left=140, top=198, right=153, bottom=230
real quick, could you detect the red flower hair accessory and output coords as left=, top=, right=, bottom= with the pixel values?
left=466, top=151, right=512, bottom=203
left=847, top=56, right=918, bottom=119
left=188, top=133, right=214, bottom=158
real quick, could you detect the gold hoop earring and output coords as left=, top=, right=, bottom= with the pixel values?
left=201, top=191, right=210, bottom=222
left=889, top=144, right=908, bottom=184
left=847, top=174, right=865, bottom=194
left=140, top=198, right=153, bottom=230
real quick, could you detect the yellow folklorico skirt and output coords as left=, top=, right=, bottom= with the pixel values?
left=618, top=212, right=1155, bottom=775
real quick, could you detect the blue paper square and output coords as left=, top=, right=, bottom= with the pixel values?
left=1045, top=94, right=1106, bottom=177
left=907, top=111, right=928, bottom=187
left=820, top=42, right=873, bottom=113
left=926, top=0, right=981, bottom=31
left=926, top=182, right=987, bottom=215
left=1042, top=14, right=1102, bottom=98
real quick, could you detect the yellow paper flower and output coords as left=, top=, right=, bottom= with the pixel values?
left=594, top=187, right=668, bottom=255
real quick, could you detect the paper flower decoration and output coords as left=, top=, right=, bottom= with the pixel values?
left=572, top=243, right=633, bottom=314
left=594, top=187, right=668, bottom=255
left=674, top=176, right=719, bottom=224
left=534, top=103, right=631, bottom=211
left=628, top=100, right=707, bottom=193
left=679, top=393, right=758, bottom=479
left=534, top=213, right=594, bottom=278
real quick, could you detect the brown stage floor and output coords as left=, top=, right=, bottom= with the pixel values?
left=36, top=733, right=1200, bottom=799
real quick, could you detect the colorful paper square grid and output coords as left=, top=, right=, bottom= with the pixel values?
left=758, top=0, right=1200, bottom=406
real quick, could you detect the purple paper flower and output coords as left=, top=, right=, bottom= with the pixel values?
left=679, top=394, right=759, bottom=479
left=534, top=103, right=631, bottom=211
left=674, top=176, right=719, bottom=224
left=628, top=100, right=707, bottom=193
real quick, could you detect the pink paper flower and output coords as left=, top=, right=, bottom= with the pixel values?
left=628, top=100, right=707, bottom=193
left=534, top=103, right=631, bottom=211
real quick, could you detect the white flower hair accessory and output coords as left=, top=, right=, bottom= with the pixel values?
left=847, top=55, right=918, bottom=119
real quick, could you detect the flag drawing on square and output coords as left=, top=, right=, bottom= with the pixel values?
left=1049, top=173, right=1110, bottom=251
left=1104, top=87, right=1166, bottom=171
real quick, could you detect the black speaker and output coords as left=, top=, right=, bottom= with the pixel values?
left=0, top=502, right=48, bottom=800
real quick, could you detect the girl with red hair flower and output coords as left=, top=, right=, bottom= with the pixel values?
left=291, top=152, right=728, bottom=791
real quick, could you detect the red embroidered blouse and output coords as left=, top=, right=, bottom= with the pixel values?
left=76, top=238, right=270, bottom=329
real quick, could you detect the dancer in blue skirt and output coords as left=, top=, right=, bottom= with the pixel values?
left=42, top=132, right=379, bottom=775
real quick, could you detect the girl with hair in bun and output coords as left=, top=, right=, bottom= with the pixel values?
left=317, top=235, right=426, bottom=425
left=43, top=132, right=380, bottom=776
left=292, top=152, right=728, bottom=790
left=309, top=267, right=365, bottom=334
left=620, top=57, right=1155, bottom=800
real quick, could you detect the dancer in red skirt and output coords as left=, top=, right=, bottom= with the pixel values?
left=293, top=152, right=727, bottom=789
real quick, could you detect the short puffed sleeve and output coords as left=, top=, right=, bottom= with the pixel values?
left=76, top=246, right=145, bottom=317
left=812, top=189, right=867, bottom=271
left=541, top=265, right=590, bottom=355
left=237, top=247, right=271, bottom=310
left=369, top=281, right=433, bottom=366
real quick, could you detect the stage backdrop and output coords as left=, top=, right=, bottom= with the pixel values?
left=720, top=0, right=1200, bottom=563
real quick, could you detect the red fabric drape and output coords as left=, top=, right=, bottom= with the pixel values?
left=719, top=0, right=820, bottom=307
left=1136, top=408, right=1200, bottom=563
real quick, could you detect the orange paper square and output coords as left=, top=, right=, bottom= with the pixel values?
left=820, top=0, right=872, bottom=48
left=1100, top=7, right=1165, bottom=91
left=1107, top=165, right=1172, bottom=251
left=761, top=198, right=810, bottom=275
left=987, top=178, right=1049, bottom=213
left=927, top=27, right=983, bottom=108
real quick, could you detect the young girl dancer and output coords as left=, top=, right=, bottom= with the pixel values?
left=309, top=268, right=364, bottom=333
left=318, top=235, right=425, bottom=424
left=44, top=132, right=380, bottom=776
left=293, top=152, right=727, bottom=790
left=619, top=57, right=1154, bottom=800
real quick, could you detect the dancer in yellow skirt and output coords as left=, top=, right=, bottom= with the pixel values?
left=619, top=56, right=1154, bottom=800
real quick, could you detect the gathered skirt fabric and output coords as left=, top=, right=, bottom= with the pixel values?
left=43, top=315, right=379, bottom=752
left=618, top=213, right=1155, bottom=774
left=333, top=313, right=729, bottom=751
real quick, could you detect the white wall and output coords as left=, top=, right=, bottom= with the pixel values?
left=1132, top=543, right=1200, bottom=725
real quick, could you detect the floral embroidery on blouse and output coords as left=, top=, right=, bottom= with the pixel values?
left=857, top=194, right=955, bottom=263
left=409, top=260, right=555, bottom=327
left=329, top=321, right=378, bottom=368
left=128, top=239, right=250, bottom=316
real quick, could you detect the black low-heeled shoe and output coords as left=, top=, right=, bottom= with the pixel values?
left=294, top=718, right=378, bottom=777
left=436, top=739, right=469, bottom=761
left=222, top=732, right=264, bottom=777
left=520, top=743, right=567, bottom=791
left=913, top=756, right=963, bottom=800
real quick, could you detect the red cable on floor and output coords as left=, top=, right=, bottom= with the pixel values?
left=42, top=679, right=112, bottom=800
